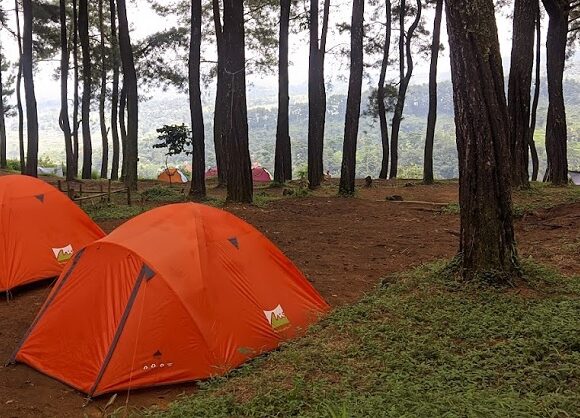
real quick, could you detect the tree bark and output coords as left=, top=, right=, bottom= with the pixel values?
left=79, top=0, right=92, bottom=179
left=274, top=0, right=292, bottom=184
left=542, top=0, right=568, bottom=185
left=117, top=0, right=139, bottom=190
left=189, top=0, right=206, bottom=199
left=390, top=0, right=421, bottom=179
left=507, top=0, right=538, bottom=188
left=213, top=0, right=228, bottom=186
left=119, top=82, right=127, bottom=180
left=307, top=0, right=330, bottom=189
left=339, top=0, right=364, bottom=196
left=99, top=0, right=109, bottom=179
left=0, top=43, right=7, bottom=169
left=445, top=0, right=519, bottom=281
left=223, top=0, right=252, bottom=203
left=59, top=0, right=74, bottom=181
left=423, top=0, right=443, bottom=185
left=23, top=0, right=39, bottom=177
left=378, top=1, right=392, bottom=180
left=109, top=0, right=120, bottom=181
left=14, top=0, right=25, bottom=174
left=72, top=0, right=80, bottom=177
left=529, top=9, right=541, bottom=181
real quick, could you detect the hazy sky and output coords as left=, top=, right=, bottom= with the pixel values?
left=0, top=1, right=575, bottom=102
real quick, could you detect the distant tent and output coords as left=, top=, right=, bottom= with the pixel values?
left=38, top=166, right=64, bottom=177
left=11, top=203, right=329, bottom=396
left=252, top=166, right=272, bottom=183
left=205, top=166, right=219, bottom=178
left=569, top=171, right=580, bottom=186
left=0, top=175, right=105, bottom=292
left=158, top=168, right=188, bottom=184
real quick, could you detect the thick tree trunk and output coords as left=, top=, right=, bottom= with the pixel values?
left=15, top=0, right=25, bottom=174
left=99, top=0, right=109, bottom=179
left=378, top=1, right=392, bottom=180
left=390, top=0, right=421, bottom=179
left=339, top=0, right=364, bottom=196
left=223, top=0, right=252, bottom=203
left=79, top=0, right=92, bottom=179
left=72, top=0, right=80, bottom=177
left=117, top=0, right=139, bottom=190
left=189, top=0, right=206, bottom=199
left=23, top=0, right=39, bottom=177
left=507, top=0, right=538, bottom=188
left=109, top=0, right=120, bottom=181
left=119, top=82, right=127, bottom=180
left=59, top=0, right=74, bottom=181
left=529, top=10, right=541, bottom=181
left=423, top=0, right=443, bottom=185
left=445, top=0, right=519, bottom=281
left=542, top=0, right=568, bottom=185
left=307, top=0, right=330, bottom=189
left=213, top=0, right=228, bottom=186
left=0, top=45, right=6, bottom=169
left=274, top=0, right=292, bottom=184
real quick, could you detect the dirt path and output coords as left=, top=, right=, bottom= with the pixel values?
left=0, top=189, right=578, bottom=417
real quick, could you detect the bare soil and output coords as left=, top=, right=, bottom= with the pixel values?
left=0, top=178, right=578, bottom=417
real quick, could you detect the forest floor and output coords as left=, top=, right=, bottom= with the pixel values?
left=0, top=173, right=579, bottom=417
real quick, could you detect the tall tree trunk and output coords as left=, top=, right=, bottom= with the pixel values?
left=59, top=0, right=74, bottom=181
left=72, top=0, right=80, bottom=177
left=378, top=1, right=392, bottom=180
left=117, top=0, right=139, bottom=190
left=0, top=43, right=7, bottom=169
left=339, top=0, right=364, bottom=195
left=390, top=0, right=421, bottom=179
left=529, top=9, right=541, bottom=181
left=14, top=0, right=25, bottom=174
left=119, top=82, right=127, bottom=180
left=423, top=0, right=443, bottom=185
left=274, top=0, right=292, bottom=184
left=99, top=0, right=109, bottom=179
left=79, top=0, right=92, bottom=179
left=307, top=0, right=330, bottom=189
left=223, top=0, right=252, bottom=203
left=213, top=0, right=228, bottom=186
left=189, top=0, right=206, bottom=199
left=542, top=0, right=568, bottom=185
left=445, top=0, right=519, bottom=281
left=23, top=0, right=39, bottom=177
left=507, top=0, right=538, bottom=188
left=109, top=0, right=120, bottom=180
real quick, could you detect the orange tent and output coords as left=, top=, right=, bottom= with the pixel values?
left=0, top=175, right=105, bottom=292
left=11, top=203, right=329, bottom=396
left=157, top=168, right=188, bottom=184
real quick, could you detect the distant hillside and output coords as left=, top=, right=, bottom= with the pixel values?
left=4, top=79, right=580, bottom=179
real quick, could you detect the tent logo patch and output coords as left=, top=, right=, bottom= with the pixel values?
left=143, top=349, right=173, bottom=372
left=52, top=244, right=73, bottom=263
left=263, top=304, right=290, bottom=331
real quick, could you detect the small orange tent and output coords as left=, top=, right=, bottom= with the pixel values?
left=11, top=203, right=329, bottom=396
left=0, top=175, right=105, bottom=292
left=157, top=168, right=188, bottom=184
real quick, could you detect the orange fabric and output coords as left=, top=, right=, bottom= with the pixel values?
left=15, top=203, right=329, bottom=396
left=157, top=168, right=187, bottom=183
left=0, top=175, right=105, bottom=292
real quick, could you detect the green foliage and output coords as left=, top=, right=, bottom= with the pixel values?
left=153, top=124, right=192, bottom=157
left=85, top=203, right=144, bottom=221
left=38, top=154, right=58, bottom=168
left=4, top=159, right=21, bottom=172
left=149, top=260, right=580, bottom=417
left=140, top=185, right=185, bottom=203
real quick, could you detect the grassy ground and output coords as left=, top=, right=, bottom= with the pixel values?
left=142, top=261, right=579, bottom=418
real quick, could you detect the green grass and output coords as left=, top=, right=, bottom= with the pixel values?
left=140, top=186, right=186, bottom=203
left=146, top=260, right=580, bottom=418
left=84, top=203, right=145, bottom=221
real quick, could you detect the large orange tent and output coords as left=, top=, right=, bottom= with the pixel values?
left=0, top=175, right=105, bottom=292
left=11, top=203, right=329, bottom=396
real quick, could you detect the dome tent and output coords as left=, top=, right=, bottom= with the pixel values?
left=0, top=175, right=105, bottom=292
left=157, top=168, right=188, bottom=184
left=11, top=203, right=329, bottom=396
